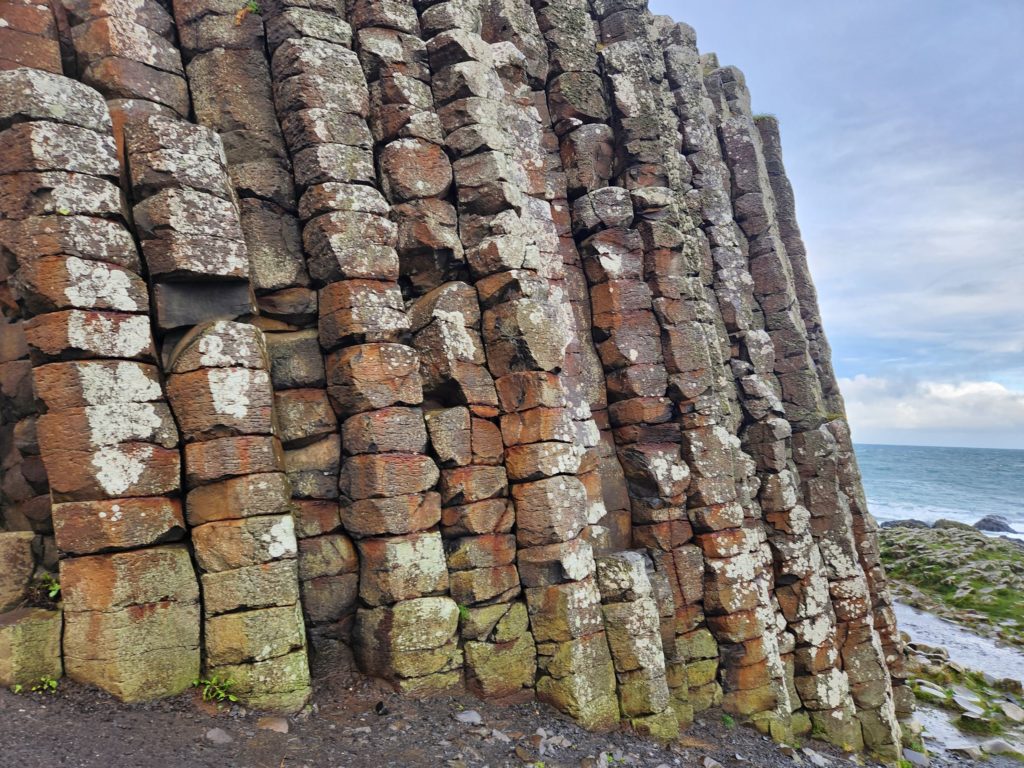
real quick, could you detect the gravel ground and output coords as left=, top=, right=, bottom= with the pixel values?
left=0, top=643, right=1003, bottom=768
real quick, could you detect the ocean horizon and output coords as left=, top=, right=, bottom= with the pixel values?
left=855, top=442, right=1024, bottom=536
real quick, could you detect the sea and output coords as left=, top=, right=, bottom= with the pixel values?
left=856, top=443, right=1024, bottom=539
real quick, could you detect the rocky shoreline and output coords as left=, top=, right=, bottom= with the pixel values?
left=879, top=523, right=1024, bottom=648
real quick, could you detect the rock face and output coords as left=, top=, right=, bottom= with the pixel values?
left=0, top=0, right=906, bottom=758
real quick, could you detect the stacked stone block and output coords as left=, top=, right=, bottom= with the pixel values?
left=123, top=111, right=310, bottom=712
left=596, top=551, right=678, bottom=740
left=757, top=117, right=910, bottom=719
left=421, top=7, right=619, bottom=729
left=0, top=67, right=200, bottom=700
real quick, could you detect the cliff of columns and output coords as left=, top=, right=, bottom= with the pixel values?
left=0, top=0, right=909, bottom=758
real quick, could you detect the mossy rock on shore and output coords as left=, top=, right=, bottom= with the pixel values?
left=879, top=526, right=1024, bottom=647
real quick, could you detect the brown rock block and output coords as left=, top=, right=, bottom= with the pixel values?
left=326, top=343, right=423, bottom=415
left=518, top=538, right=596, bottom=587
left=688, top=501, right=745, bottom=533
left=37, top=400, right=177, bottom=453
left=0, top=121, right=117, bottom=177
left=0, top=531, right=35, bottom=611
left=63, top=598, right=200, bottom=701
left=341, top=407, right=427, bottom=455
left=495, top=371, right=567, bottom=413
left=133, top=187, right=244, bottom=247
left=265, top=8, right=352, bottom=52
left=292, top=499, right=341, bottom=539
left=301, top=572, right=359, bottom=624
left=0, top=360, right=34, bottom=418
left=379, top=138, right=452, bottom=202
left=505, top=441, right=584, bottom=481
left=292, top=143, right=375, bottom=188
left=440, top=498, right=514, bottom=537
left=464, top=632, right=536, bottom=699
left=60, top=544, right=199, bottom=612
left=425, top=407, right=471, bottom=467
left=297, top=533, right=357, bottom=580
left=0, top=215, right=140, bottom=273
left=0, top=608, right=63, bottom=688
left=500, top=406, right=575, bottom=446
left=13, top=255, right=146, bottom=316
left=62, top=0, right=173, bottom=37
left=0, top=171, right=123, bottom=221
left=338, top=453, right=438, bottom=500
left=513, top=475, right=588, bottom=547
left=526, top=578, right=604, bottom=643
left=167, top=368, right=274, bottom=442
left=303, top=210, right=398, bottom=284
left=174, top=0, right=265, bottom=55
left=185, top=435, right=284, bottom=488
left=318, top=280, right=409, bottom=347
left=185, top=472, right=291, bottom=525
left=705, top=609, right=764, bottom=644
left=449, top=564, right=521, bottom=606
left=0, top=68, right=109, bottom=132
left=0, top=28, right=62, bottom=74
left=482, top=299, right=570, bottom=376
left=339, top=492, right=441, bottom=538
left=298, top=181, right=388, bottom=221
left=205, top=602, right=305, bottom=667
left=201, top=559, right=300, bottom=616
left=123, top=114, right=231, bottom=199
left=445, top=534, right=516, bottom=571
left=284, top=433, right=341, bottom=499
left=44, top=441, right=180, bottom=501
left=357, top=531, right=448, bottom=606
left=440, top=465, right=508, bottom=506
left=72, top=16, right=182, bottom=74
left=257, top=287, right=318, bottom=326
left=275, top=388, right=336, bottom=447
left=265, top=329, right=324, bottom=389
left=353, top=597, right=459, bottom=681
left=273, top=71, right=370, bottom=119
left=168, top=320, right=267, bottom=373
left=192, top=514, right=297, bottom=573
left=207, top=649, right=310, bottom=713
left=52, top=497, right=185, bottom=555
left=81, top=57, right=189, bottom=116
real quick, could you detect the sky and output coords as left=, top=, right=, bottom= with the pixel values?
left=648, top=0, right=1024, bottom=449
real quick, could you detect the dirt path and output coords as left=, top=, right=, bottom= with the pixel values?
left=0, top=645, right=998, bottom=768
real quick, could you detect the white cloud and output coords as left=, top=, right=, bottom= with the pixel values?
left=840, top=375, right=1024, bottom=447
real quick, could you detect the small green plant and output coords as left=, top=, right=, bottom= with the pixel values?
left=193, top=675, right=238, bottom=704
left=10, top=684, right=23, bottom=694
left=234, top=0, right=260, bottom=24
left=39, top=573, right=60, bottom=600
left=721, top=713, right=736, bottom=729
left=897, top=759, right=913, bottom=768
left=31, top=676, right=58, bottom=694
left=457, top=604, right=470, bottom=622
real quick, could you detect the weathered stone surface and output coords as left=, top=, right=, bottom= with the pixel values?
left=357, top=531, right=448, bottom=605
left=192, top=515, right=297, bottom=573
left=327, top=343, right=423, bottom=414
left=0, top=608, right=63, bottom=687
left=52, top=497, right=185, bottom=555
left=201, top=559, right=300, bottom=616
left=0, top=531, right=35, bottom=611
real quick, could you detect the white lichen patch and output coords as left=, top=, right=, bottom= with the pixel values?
left=92, top=443, right=153, bottom=496
left=196, top=321, right=263, bottom=368
left=68, top=311, right=151, bottom=358
left=64, top=256, right=139, bottom=312
left=261, top=516, right=297, bottom=559
left=207, top=368, right=259, bottom=419
left=433, top=310, right=478, bottom=361
left=85, top=402, right=164, bottom=447
left=78, top=361, right=162, bottom=405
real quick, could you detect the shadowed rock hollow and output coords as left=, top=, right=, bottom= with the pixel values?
left=0, top=0, right=910, bottom=759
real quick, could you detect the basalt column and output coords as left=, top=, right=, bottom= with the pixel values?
left=264, top=8, right=459, bottom=695
left=422, top=14, right=620, bottom=728
left=756, top=116, right=911, bottom=720
left=123, top=112, right=311, bottom=712
left=706, top=62, right=900, bottom=756
left=0, top=68, right=200, bottom=701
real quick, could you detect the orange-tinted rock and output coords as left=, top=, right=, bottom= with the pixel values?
left=379, top=137, right=452, bottom=201
left=338, top=453, right=439, bottom=500
left=185, top=435, right=284, bottom=488
left=339, top=492, right=441, bottom=538
left=52, top=497, right=185, bottom=555
left=440, top=498, right=515, bottom=537
left=167, top=368, right=274, bottom=442
left=341, top=407, right=427, bottom=455
left=440, top=464, right=508, bottom=505
left=43, top=442, right=180, bottom=501
left=326, top=343, right=423, bottom=415
left=185, top=472, right=292, bottom=525
left=357, top=531, right=448, bottom=606
left=513, top=475, right=588, bottom=547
